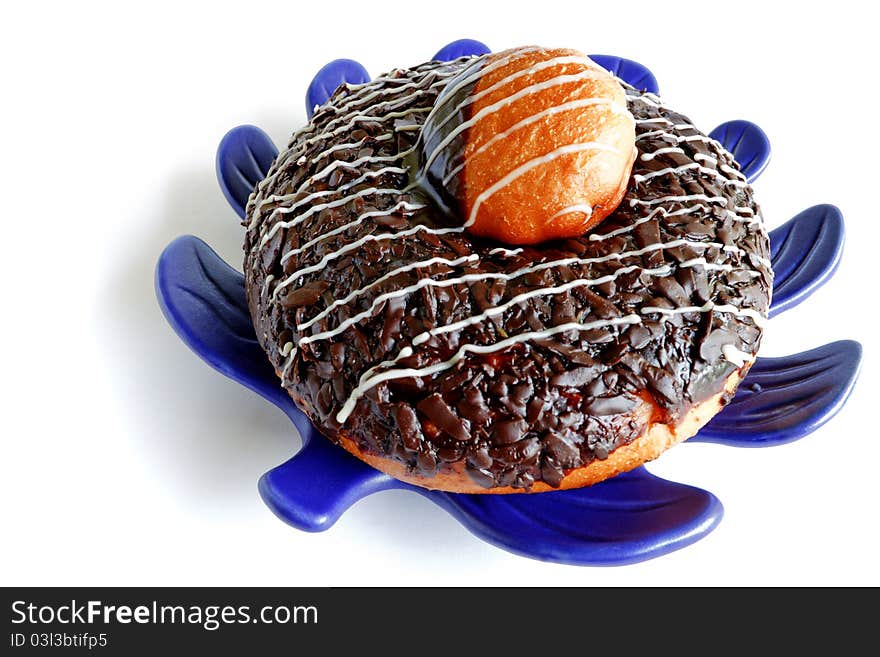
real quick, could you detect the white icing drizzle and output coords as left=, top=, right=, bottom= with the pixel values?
left=261, top=187, right=411, bottom=248
left=488, top=247, right=523, bottom=256
left=629, top=197, right=766, bottom=243
left=342, top=68, right=459, bottom=92
left=668, top=202, right=760, bottom=229
left=287, top=104, right=427, bottom=167
left=422, top=46, right=545, bottom=132
left=636, top=126, right=748, bottom=182
left=440, top=97, right=625, bottom=186
left=630, top=194, right=727, bottom=207
left=336, top=314, right=643, bottom=423
left=694, top=153, right=718, bottom=165
left=262, top=274, right=275, bottom=294
left=678, top=257, right=735, bottom=272
left=467, top=141, right=621, bottom=226
left=285, top=200, right=427, bottom=258
left=248, top=92, right=430, bottom=241
left=423, top=70, right=611, bottom=174
left=279, top=345, right=298, bottom=385
left=551, top=204, right=594, bottom=220
left=411, top=265, right=671, bottom=348
left=640, top=301, right=767, bottom=328
left=324, top=87, right=443, bottom=121
left=249, top=165, right=406, bottom=230
left=310, top=148, right=411, bottom=184
left=310, top=133, right=394, bottom=166
left=328, top=72, right=456, bottom=117
left=297, top=267, right=551, bottom=348
left=424, top=55, right=604, bottom=145
left=633, top=162, right=750, bottom=189
left=756, top=254, right=773, bottom=270
left=589, top=207, right=665, bottom=241
left=626, top=97, right=759, bottom=230
left=335, top=293, right=766, bottom=423
left=638, top=130, right=720, bottom=147
left=722, top=344, right=755, bottom=367
left=721, top=163, right=746, bottom=179
left=251, top=105, right=430, bottom=218
left=635, top=117, right=675, bottom=125
left=298, top=254, right=480, bottom=331
left=255, top=131, right=419, bottom=245
left=630, top=93, right=665, bottom=109
left=300, top=101, right=431, bottom=151
left=272, top=223, right=468, bottom=299
left=250, top=63, right=458, bottom=238
left=640, top=146, right=684, bottom=161
left=295, top=240, right=759, bottom=348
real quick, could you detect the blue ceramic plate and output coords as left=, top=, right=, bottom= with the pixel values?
left=157, top=41, right=861, bottom=565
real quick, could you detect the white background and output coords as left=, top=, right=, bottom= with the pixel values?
left=3, top=0, right=877, bottom=586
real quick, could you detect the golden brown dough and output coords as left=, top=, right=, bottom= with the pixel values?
left=336, top=368, right=747, bottom=494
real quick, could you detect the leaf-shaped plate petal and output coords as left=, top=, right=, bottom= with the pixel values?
left=588, top=54, right=659, bottom=94
left=216, top=125, right=278, bottom=219
left=259, top=435, right=404, bottom=532
left=432, top=39, right=491, bottom=61
left=695, top=341, right=862, bottom=446
left=431, top=468, right=722, bottom=565
left=708, top=120, right=771, bottom=183
left=155, top=235, right=296, bottom=420
left=306, top=59, right=370, bottom=119
left=768, top=204, right=845, bottom=318
left=261, top=445, right=723, bottom=564
left=157, top=235, right=412, bottom=526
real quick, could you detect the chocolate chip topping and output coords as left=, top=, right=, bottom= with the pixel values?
left=243, top=58, right=772, bottom=490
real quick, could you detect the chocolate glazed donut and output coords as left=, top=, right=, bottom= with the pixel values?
left=243, top=48, right=772, bottom=493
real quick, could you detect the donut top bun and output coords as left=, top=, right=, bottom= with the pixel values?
left=418, top=46, right=637, bottom=245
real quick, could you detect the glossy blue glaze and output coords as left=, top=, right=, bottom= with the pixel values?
left=433, top=39, right=491, bottom=61
left=155, top=220, right=859, bottom=563
left=588, top=55, right=659, bottom=94
left=306, top=59, right=370, bottom=119
left=158, top=46, right=861, bottom=564
left=709, top=120, right=771, bottom=183
left=216, top=125, right=278, bottom=219
left=767, top=204, right=844, bottom=318
left=263, top=448, right=722, bottom=566
left=156, top=235, right=294, bottom=417
left=260, top=434, right=401, bottom=532
left=429, top=468, right=721, bottom=565
left=696, top=341, right=861, bottom=446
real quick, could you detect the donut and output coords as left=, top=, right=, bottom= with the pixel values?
left=243, top=46, right=772, bottom=493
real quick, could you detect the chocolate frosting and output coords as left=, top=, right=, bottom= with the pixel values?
left=243, top=57, right=772, bottom=490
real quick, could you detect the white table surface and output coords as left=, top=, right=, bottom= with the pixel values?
left=3, top=0, right=877, bottom=585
